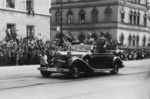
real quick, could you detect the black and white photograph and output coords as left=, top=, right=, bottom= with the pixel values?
left=0, top=0, right=150, bottom=99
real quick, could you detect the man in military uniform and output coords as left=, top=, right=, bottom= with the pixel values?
left=95, top=32, right=108, bottom=53
left=84, top=33, right=95, bottom=45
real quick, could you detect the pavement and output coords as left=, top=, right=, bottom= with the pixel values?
left=0, top=59, right=150, bottom=99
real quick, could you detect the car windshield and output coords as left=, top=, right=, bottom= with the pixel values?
left=71, top=44, right=92, bottom=52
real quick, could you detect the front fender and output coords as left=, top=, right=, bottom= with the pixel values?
left=68, top=56, right=80, bottom=66
left=113, top=56, right=124, bottom=68
left=68, top=56, right=94, bottom=71
left=81, top=54, right=92, bottom=61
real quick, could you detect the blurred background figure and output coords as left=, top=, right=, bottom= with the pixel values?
left=84, top=33, right=95, bottom=45
left=72, top=37, right=79, bottom=45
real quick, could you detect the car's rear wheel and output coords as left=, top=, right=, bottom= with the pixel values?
left=110, top=63, right=119, bottom=74
left=70, top=66, right=80, bottom=78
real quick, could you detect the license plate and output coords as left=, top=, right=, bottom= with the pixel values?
left=39, top=67, right=58, bottom=71
left=47, top=68, right=58, bottom=71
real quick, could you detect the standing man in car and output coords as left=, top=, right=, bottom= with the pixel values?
left=95, top=32, right=108, bottom=53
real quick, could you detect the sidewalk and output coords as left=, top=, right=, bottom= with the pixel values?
left=123, top=59, right=150, bottom=67
left=0, top=65, right=39, bottom=79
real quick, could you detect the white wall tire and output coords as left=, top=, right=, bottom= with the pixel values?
left=70, top=66, right=80, bottom=78
left=110, top=64, right=119, bottom=74
left=40, top=71, right=52, bottom=78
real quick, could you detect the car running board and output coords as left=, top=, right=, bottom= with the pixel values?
left=93, top=69, right=114, bottom=73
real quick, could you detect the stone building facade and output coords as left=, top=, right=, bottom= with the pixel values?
left=0, top=0, right=51, bottom=41
left=51, top=0, right=150, bottom=47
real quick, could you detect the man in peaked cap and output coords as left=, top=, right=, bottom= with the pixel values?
left=95, top=32, right=108, bottom=53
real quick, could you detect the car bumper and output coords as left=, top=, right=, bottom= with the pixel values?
left=38, top=67, right=70, bottom=73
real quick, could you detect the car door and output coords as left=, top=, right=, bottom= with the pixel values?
left=90, top=54, right=113, bottom=69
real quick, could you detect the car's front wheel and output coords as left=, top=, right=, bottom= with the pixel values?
left=110, top=63, right=119, bottom=74
left=40, top=65, right=52, bottom=78
left=40, top=71, right=52, bottom=78
left=70, top=66, right=80, bottom=78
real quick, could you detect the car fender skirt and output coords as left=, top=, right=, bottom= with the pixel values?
left=68, top=56, right=94, bottom=71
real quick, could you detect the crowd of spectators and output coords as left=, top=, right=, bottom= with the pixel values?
left=0, top=31, right=77, bottom=66
left=0, top=31, right=150, bottom=66
left=114, top=47, right=150, bottom=61
left=0, top=37, right=56, bottom=66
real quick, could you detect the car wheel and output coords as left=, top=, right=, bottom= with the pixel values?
left=70, top=66, right=80, bottom=79
left=40, top=71, right=52, bottom=78
left=110, top=63, right=119, bottom=74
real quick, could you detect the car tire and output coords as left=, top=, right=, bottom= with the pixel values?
left=70, top=66, right=80, bottom=79
left=110, top=63, right=119, bottom=74
left=40, top=71, right=52, bottom=78
left=41, top=71, right=52, bottom=78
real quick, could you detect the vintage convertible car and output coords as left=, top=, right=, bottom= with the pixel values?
left=38, top=44, right=124, bottom=78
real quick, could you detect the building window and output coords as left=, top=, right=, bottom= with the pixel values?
left=143, top=13, right=147, bottom=26
left=56, top=0, right=61, bottom=3
left=68, top=0, right=73, bottom=3
left=137, top=0, right=140, bottom=4
left=6, top=0, right=15, bottom=8
left=137, top=11, right=140, bottom=25
left=7, top=24, right=16, bottom=34
left=104, top=6, right=112, bottom=22
left=6, top=24, right=16, bottom=40
left=131, top=0, right=140, bottom=4
left=142, top=35, right=146, bottom=46
left=119, top=33, right=124, bottom=45
left=132, top=34, right=136, bottom=47
left=129, top=10, right=133, bottom=24
left=133, top=10, right=137, bottom=25
left=26, top=0, right=34, bottom=15
left=26, top=0, right=34, bottom=11
left=56, top=10, right=61, bottom=24
left=132, top=0, right=136, bottom=3
left=128, top=34, right=132, bottom=46
left=79, top=8, right=86, bottom=23
left=135, top=0, right=138, bottom=3
left=67, top=10, right=73, bottom=24
left=148, top=11, right=150, bottom=21
left=27, top=26, right=34, bottom=39
left=91, top=7, right=99, bottom=23
left=136, top=35, right=139, bottom=47
left=120, top=8, right=125, bottom=23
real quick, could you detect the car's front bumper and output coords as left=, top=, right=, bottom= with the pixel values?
left=38, top=67, right=70, bottom=73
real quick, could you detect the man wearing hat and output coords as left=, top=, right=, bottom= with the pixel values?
left=40, top=50, right=48, bottom=66
left=95, top=32, right=108, bottom=53
left=84, top=33, right=95, bottom=45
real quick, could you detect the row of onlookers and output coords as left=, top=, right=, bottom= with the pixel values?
left=114, top=48, right=150, bottom=61
left=0, top=38, right=55, bottom=66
